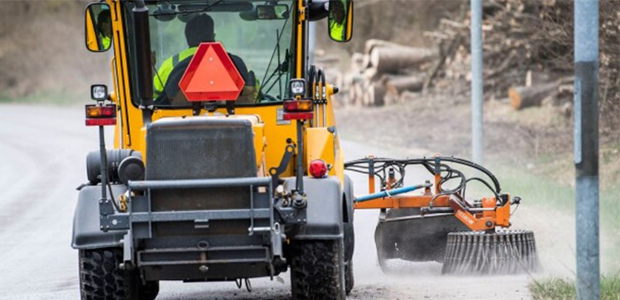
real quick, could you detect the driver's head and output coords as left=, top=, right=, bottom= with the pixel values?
left=185, top=14, right=215, bottom=47
left=331, top=1, right=345, bottom=24
left=97, top=10, right=112, bottom=37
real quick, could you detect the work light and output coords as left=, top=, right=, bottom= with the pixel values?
left=289, top=79, right=306, bottom=97
left=91, top=84, right=108, bottom=101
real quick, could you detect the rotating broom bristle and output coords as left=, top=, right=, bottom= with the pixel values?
left=441, top=230, right=540, bottom=275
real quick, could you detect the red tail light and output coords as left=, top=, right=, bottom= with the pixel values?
left=85, top=104, right=117, bottom=126
left=283, top=99, right=313, bottom=112
left=309, top=159, right=328, bottom=178
left=283, top=99, right=314, bottom=120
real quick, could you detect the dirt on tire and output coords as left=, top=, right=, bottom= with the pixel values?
left=290, top=240, right=346, bottom=300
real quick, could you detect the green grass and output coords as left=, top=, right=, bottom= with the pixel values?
left=491, top=163, right=619, bottom=232
left=490, top=163, right=574, bottom=209
left=0, top=92, right=85, bottom=106
left=491, top=163, right=620, bottom=299
left=531, top=275, right=620, bottom=300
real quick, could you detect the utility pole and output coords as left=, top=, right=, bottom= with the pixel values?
left=574, top=0, right=600, bottom=299
left=470, top=0, right=484, bottom=165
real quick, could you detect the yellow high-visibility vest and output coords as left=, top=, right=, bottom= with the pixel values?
left=154, top=47, right=198, bottom=95
left=330, top=22, right=345, bottom=41
left=101, top=36, right=111, bottom=49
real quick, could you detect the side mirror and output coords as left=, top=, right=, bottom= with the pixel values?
left=85, top=3, right=112, bottom=52
left=257, top=4, right=290, bottom=20
left=328, top=0, right=353, bottom=43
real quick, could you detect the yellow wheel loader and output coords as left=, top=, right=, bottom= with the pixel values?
left=73, top=1, right=539, bottom=299
left=74, top=1, right=355, bottom=299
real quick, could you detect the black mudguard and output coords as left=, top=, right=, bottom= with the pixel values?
left=343, top=174, right=355, bottom=224
left=375, top=208, right=469, bottom=262
left=284, top=177, right=343, bottom=240
left=343, top=174, right=355, bottom=262
left=71, top=185, right=128, bottom=250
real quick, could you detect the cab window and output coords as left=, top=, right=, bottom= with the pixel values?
left=125, top=0, right=294, bottom=108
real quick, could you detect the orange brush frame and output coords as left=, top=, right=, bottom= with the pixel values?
left=354, top=170, right=511, bottom=231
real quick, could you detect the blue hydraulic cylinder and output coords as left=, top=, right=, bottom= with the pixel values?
left=355, top=184, right=430, bottom=203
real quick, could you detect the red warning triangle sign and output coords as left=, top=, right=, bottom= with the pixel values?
left=179, top=42, right=246, bottom=102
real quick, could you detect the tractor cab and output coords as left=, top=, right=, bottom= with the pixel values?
left=84, top=0, right=353, bottom=177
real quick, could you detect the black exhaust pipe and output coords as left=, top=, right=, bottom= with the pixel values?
left=132, top=0, right=154, bottom=124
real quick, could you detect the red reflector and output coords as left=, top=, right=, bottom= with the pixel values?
left=86, top=118, right=116, bottom=126
left=309, top=159, right=328, bottom=178
left=284, top=99, right=313, bottom=112
left=179, top=42, right=245, bottom=102
left=283, top=112, right=313, bottom=121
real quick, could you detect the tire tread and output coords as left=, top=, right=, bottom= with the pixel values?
left=290, top=240, right=345, bottom=300
left=79, top=249, right=131, bottom=300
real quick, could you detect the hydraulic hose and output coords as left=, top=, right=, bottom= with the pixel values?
left=345, top=157, right=502, bottom=193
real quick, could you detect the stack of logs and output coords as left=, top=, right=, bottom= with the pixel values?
left=424, top=0, right=618, bottom=111
left=420, top=0, right=576, bottom=111
left=343, top=39, right=437, bottom=106
left=336, top=0, right=619, bottom=113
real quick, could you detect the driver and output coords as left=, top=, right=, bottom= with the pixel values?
left=96, top=10, right=112, bottom=50
left=329, top=0, right=346, bottom=41
left=153, top=14, right=251, bottom=98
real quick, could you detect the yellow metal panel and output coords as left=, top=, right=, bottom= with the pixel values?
left=305, top=128, right=335, bottom=175
left=107, top=0, right=144, bottom=151
left=111, top=58, right=121, bottom=149
left=311, top=83, right=345, bottom=183
left=253, top=122, right=266, bottom=172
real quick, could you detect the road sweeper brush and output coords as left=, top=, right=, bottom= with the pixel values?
left=443, top=230, right=539, bottom=275
left=345, top=156, right=540, bottom=275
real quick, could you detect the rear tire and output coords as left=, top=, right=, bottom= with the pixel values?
left=79, top=248, right=134, bottom=300
left=290, top=239, right=346, bottom=300
left=79, top=248, right=159, bottom=300
left=344, top=222, right=355, bottom=295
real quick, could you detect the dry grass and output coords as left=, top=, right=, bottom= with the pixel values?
left=531, top=275, right=620, bottom=300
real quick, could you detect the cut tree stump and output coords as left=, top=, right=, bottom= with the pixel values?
left=509, top=82, right=559, bottom=110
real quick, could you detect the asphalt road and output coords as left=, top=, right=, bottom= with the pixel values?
left=0, top=104, right=533, bottom=300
